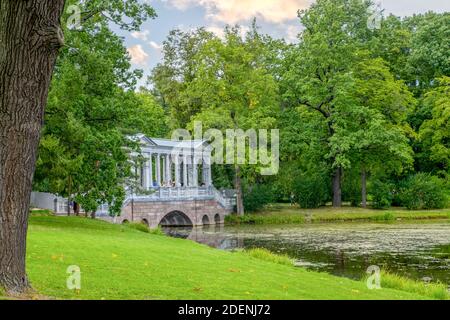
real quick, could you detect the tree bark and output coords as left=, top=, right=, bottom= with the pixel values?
left=0, top=0, right=65, bottom=295
left=234, top=165, right=244, bottom=216
left=332, top=167, right=342, bottom=207
left=361, top=166, right=367, bottom=208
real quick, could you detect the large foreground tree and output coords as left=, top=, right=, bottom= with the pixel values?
left=0, top=0, right=66, bottom=294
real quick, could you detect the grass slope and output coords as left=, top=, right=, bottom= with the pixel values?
left=25, top=216, right=439, bottom=300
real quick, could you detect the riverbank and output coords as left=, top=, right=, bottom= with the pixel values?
left=225, top=204, right=450, bottom=225
left=11, top=216, right=446, bottom=300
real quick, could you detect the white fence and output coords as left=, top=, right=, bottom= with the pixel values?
left=30, top=192, right=69, bottom=214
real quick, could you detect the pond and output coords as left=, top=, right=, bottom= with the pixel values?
left=163, top=221, right=450, bottom=286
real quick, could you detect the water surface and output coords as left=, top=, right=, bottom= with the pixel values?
left=164, top=221, right=450, bottom=286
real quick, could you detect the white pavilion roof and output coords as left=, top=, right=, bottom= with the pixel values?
left=131, top=134, right=210, bottom=153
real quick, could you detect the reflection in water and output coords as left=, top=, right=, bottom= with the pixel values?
left=163, top=221, right=450, bottom=286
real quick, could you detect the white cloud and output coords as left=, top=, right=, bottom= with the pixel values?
left=165, top=0, right=312, bottom=24
left=206, top=25, right=250, bottom=40
left=127, top=45, right=149, bottom=65
left=206, top=25, right=225, bottom=39
left=285, top=24, right=303, bottom=43
left=131, top=29, right=150, bottom=41
left=149, top=41, right=163, bottom=51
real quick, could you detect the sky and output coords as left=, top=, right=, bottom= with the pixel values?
left=119, top=0, right=450, bottom=88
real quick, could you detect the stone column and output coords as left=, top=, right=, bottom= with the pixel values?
left=175, top=155, right=180, bottom=187
left=203, top=156, right=211, bottom=187
left=182, top=154, right=187, bottom=187
left=149, top=154, right=153, bottom=188
left=187, top=155, right=193, bottom=187
left=192, top=154, right=198, bottom=187
left=156, top=153, right=161, bottom=186
left=146, top=153, right=152, bottom=190
left=165, top=154, right=171, bottom=185
left=162, top=154, right=166, bottom=185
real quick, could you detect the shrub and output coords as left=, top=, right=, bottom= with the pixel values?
left=148, top=226, right=165, bottom=236
left=243, top=248, right=293, bottom=266
left=243, top=183, right=275, bottom=212
left=292, top=172, right=330, bottom=208
left=372, top=272, right=449, bottom=300
left=370, top=180, right=394, bottom=209
left=127, top=222, right=150, bottom=233
left=399, top=173, right=447, bottom=210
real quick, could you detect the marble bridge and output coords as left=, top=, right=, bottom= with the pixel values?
left=96, top=135, right=236, bottom=228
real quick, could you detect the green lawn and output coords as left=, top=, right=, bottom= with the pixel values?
left=226, top=204, right=450, bottom=225
left=22, top=216, right=446, bottom=300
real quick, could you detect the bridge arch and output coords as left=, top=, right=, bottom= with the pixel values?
left=202, top=215, right=210, bottom=225
left=159, top=211, right=193, bottom=227
left=214, top=213, right=221, bottom=224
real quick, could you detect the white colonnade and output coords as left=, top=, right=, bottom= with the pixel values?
left=138, top=152, right=212, bottom=189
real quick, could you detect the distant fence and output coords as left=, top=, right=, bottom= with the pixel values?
left=30, top=191, right=69, bottom=214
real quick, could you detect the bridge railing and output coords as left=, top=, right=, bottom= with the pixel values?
left=96, top=186, right=236, bottom=216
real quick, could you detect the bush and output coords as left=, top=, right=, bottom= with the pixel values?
left=373, top=272, right=449, bottom=300
left=126, top=222, right=150, bottom=233
left=243, top=183, right=275, bottom=212
left=243, top=248, right=293, bottom=266
left=399, top=173, right=447, bottom=210
left=370, top=180, right=394, bottom=209
left=292, top=171, right=330, bottom=208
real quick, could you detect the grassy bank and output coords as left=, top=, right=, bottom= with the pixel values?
left=226, top=204, right=450, bottom=225
left=16, top=216, right=446, bottom=300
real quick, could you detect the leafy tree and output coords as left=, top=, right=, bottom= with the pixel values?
left=150, top=28, right=216, bottom=129
left=283, top=0, right=377, bottom=207
left=343, top=58, right=415, bottom=207
left=419, top=77, right=450, bottom=178
left=406, top=13, right=450, bottom=94
left=34, top=1, right=159, bottom=219
left=185, top=26, right=280, bottom=215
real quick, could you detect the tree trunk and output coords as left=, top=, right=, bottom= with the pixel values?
left=361, top=166, right=367, bottom=208
left=0, top=0, right=65, bottom=295
left=74, top=202, right=80, bottom=216
left=332, top=167, right=342, bottom=207
left=234, top=165, right=244, bottom=216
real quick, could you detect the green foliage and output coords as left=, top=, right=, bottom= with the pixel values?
left=399, top=173, right=448, bottom=210
left=243, top=248, right=293, bottom=266
left=406, top=13, right=450, bottom=93
left=371, top=272, right=449, bottom=300
left=126, top=222, right=150, bottom=233
left=419, top=77, right=450, bottom=176
left=34, top=2, right=163, bottom=217
left=342, top=169, right=362, bottom=207
left=243, top=184, right=275, bottom=212
left=292, top=171, right=330, bottom=209
left=370, top=180, right=394, bottom=209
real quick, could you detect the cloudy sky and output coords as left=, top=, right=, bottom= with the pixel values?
left=121, top=0, right=450, bottom=87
